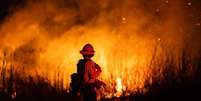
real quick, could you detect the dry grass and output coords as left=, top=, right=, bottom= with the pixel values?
left=0, top=43, right=201, bottom=101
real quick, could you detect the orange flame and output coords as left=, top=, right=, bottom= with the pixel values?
left=0, top=0, right=196, bottom=99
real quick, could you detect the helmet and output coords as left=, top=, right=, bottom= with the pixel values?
left=80, top=43, right=95, bottom=55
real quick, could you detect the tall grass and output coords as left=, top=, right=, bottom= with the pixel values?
left=0, top=43, right=201, bottom=101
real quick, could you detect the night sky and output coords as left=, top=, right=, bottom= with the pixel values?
left=0, top=0, right=200, bottom=37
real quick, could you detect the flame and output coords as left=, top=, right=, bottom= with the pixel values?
left=115, top=77, right=123, bottom=97
left=0, top=0, right=198, bottom=99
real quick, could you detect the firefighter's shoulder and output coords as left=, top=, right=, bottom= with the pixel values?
left=85, top=60, right=95, bottom=67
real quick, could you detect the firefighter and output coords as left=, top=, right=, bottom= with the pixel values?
left=71, top=43, right=104, bottom=101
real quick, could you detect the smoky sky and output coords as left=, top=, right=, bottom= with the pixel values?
left=0, top=0, right=200, bottom=67
left=0, top=0, right=201, bottom=60
left=0, top=0, right=25, bottom=22
left=0, top=0, right=201, bottom=91
left=0, top=0, right=200, bottom=36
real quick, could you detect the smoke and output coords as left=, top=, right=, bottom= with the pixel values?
left=0, top=0, right=199, bottom=93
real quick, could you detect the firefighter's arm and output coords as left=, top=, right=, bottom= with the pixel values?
left=95, top=64, right=101, bottom=77
left=84, top=61, right=96, bottom=84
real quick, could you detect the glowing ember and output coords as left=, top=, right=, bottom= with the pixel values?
left=11, top=91, right=17, bottom=99
left=187, top=2, right=192, bottom=6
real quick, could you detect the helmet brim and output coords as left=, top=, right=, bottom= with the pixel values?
left=80, top=51, right=95, bottom=55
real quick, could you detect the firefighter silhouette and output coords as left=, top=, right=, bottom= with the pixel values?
left=70, top=43, right=105, bottom=101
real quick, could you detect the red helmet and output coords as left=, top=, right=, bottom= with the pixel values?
left=80, top=43, right=95, bottom=55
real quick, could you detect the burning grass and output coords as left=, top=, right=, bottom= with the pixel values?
left=0, top=43, right=201, bottom=101
left=0, top=0, right=200, bottom=100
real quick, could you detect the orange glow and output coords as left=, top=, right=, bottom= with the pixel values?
left=0, top=0, right=196, bottom=99
left=115, top=78, right=123, bottom=97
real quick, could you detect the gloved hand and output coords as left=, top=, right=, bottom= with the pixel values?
left=94, top=80, right=106, bottom=89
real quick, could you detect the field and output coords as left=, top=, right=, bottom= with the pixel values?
left=1, top=44, right=201, bottom=101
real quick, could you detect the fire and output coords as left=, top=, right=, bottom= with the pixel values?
left=0, top=0, right=198, bottom=100
left=115, top=78, right=123, bottom=97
